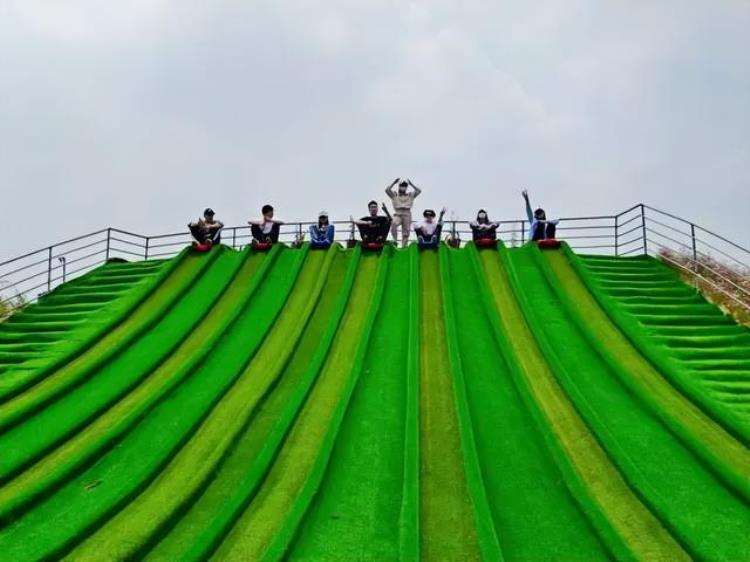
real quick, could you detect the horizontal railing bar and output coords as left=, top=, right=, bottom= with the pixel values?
left=646, top=216, right=694, bottom=240
left=643, top=204, right=750, bottom=257
left=0, top=228, right=109, bottom=268
left=109, top=247, right=149, bottom=259
left=694, top=238, right=750, bottom=272
left=618, top=235, right=645, bottom=248
left=616, top=213, right=644, bottom=229
left=619, top=224, right=643, bottom=239
left=653, top=244, right=750, bottom=312
left=620, top=246, right=646, bottom=256
left=109, top=237, right=147, bottom=249
left=615, top=203, right=645, bottom=219
left=51, top=238, right=107, bottom=261
left=0, top=256, right=52, bottom=280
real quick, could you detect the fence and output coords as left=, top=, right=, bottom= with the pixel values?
left=1, top=204, right=748, bottom=316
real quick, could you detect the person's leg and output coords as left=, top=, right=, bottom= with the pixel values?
left=209, top=226, right=223, bottom=244
left=401, top=213, right=412, bottom=247
left=189, top=225, right=205, bottom=244
left=545, top=222, right=556, bottom=239
left=391, top=214, right=402, bottom=242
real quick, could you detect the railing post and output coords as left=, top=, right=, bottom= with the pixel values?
left=232, top=227, right=237, bottom=249
left=520, top=221, right=526, bottom=246
left=144, top=237, right=150, bottom=260
left=640, top=204, right=647, bottom=255
left=47, top=246, right=53, bottom=292
left=105, top=228, right=111, bottom=260
left=614, top=215, right=619, bottom=256
left=58, top=257, right=67, bottom=283
left=690, top=223, right=697, bottom=263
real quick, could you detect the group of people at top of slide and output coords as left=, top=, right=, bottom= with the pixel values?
left=188, top=179, right=558, bottom=250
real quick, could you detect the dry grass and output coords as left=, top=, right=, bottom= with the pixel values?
left=659, top=249, right=750, bottom=326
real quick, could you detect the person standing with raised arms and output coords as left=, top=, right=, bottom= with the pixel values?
left=386, top=177, right=422, bottom=247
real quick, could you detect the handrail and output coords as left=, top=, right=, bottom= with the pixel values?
left=2, top=203, right=748, bottom=318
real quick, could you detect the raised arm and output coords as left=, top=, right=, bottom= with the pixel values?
left=522, top=189, right=533, bottom=223
left=381, top=203, right=392, bottom=220
left=385, top=177, right=399, bottom=198
left=408, top=179, right=422, bottom=198
left=350, top=215, right=369, bottom=226
left=438, top=207, right=446, bottom=226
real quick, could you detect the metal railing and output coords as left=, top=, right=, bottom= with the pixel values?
left=1, top=203, right=748, bottom=317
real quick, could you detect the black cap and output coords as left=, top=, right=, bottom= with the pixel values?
left=399, top=181, right=409, bottom=187
left=424, top=209, right=436, bottom=217
left=204, top=208, right=215, bottom=216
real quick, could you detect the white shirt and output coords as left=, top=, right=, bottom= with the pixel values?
left=389, top=192, right=417, bottom=211
left=417, top=221, right=438, bottom=236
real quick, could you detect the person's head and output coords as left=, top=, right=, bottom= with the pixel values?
left=398, top=180, right=409, bottom=194
left=262, top=204, right=274, bottom=220
left=204, top=208, right=215, bottom=221
left=423, top=209, right=436, bottom=223
left=534, top=208, right=546, bottom=221
left=318, top=211, right=329, bottom=226
left=368, top=200, right=379, bottom=216
left=476, top=209, right=489, bottom=224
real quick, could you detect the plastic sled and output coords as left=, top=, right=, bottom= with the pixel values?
left=192, top=242, right=213, bottom=253
left=475, top=238, right=497, bottom=249
left=310, top=240, right=332, bottom=250
left=537, top=239, right=561, bottom=250
left=362, top=242, right=384, bottom=251
left=253, top=242, right=274, bottom=252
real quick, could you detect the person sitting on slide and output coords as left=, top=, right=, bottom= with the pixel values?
left=189, top=208, right=224, bottom=247
left=249, top=204, right=284, bottom=246
left=415, top=208, right=446, bottom=249
left=386, top=177, right=422, bottom=247
left=522, top=189, right=559, bottom=242
left=309, top=211, right=335, bottom=249
left=350, top=200, right=392, bottom=247
left=470, top=209, right=499, bottom=246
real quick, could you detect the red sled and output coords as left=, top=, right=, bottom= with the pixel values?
left=253, top=242, right=274, bottom=252
left=192, top=242, right=213, bottom=253
left=537, top=239, right=561, bottom=250
left=362, top=242, right=384, bottom=251
left=475, top=238, right=497, bottom=249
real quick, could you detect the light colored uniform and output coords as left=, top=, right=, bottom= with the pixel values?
left=389, top=191, right=418, bottom=246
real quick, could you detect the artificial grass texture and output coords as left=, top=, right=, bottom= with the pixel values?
left=418, top=249, right=481, bottom=562
left=443, top=245, right=608, bottom=561
left=0, top=243, right=748, bottom=561
left=289, top=247, right=409, bottom=560
left=0, top=259, right=168, bottom=373
left=480, top=243, right=687, bottom=561
left=212, top=249, right=385, bottom=560
left=507, top=244, right=750, bottom=559
left=147, top=246, right=355, bottom=561
left=573, top=250, right=750, bottom=444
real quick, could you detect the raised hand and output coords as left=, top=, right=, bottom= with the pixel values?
left=521, top=189, right=529, bottom=199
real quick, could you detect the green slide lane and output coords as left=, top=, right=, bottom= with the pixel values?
left=145, top=246, right=356, bottom=562
left=477, top=244, right=688, bottom=561
left=288, top=247, right=409, bottom=560
left=438, top=245, right=502, bottom=562
left=0, top=245, right=299, bottom=561
left=0, top=259, right=168, bottom=373
left=571, top=250, right=750, bottom=443
left=0, top=250, right=193, bottom=399
left=0, top=247, right=267, bottom=522
left=505, top=244, right=750, bottom=559
left=212, top=249, right=387, bottom=561
left=418, top=249, right=481, bottom=562
left=0, top=247, right=215, bottom=413
left=0, top=248, right=248, bottom=491
left=444, top=245, right=608, bottom=560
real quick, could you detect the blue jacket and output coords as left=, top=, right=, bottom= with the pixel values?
left=309, top=224, right=335, bottom=244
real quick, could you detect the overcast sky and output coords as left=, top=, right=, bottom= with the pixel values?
left=1, top=0, right=748, bottom=260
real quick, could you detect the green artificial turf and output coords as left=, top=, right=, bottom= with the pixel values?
left=443, top=245, right=608, bottom=560
left=288, top=246, right=408, bottom=560
left=0, top=243, right=748, bottom=562
left=506, top=244, right=750, bottom=559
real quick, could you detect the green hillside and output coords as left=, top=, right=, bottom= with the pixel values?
left=0, top=242, right=748, bottom=561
